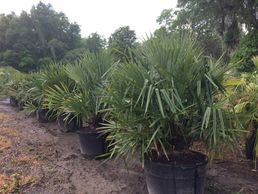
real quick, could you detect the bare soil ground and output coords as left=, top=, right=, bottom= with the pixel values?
left=0, top=98, right=258, bottom=194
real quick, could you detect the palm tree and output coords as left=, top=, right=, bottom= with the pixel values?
left=44, top=51, right=114, bottom=156
left=45, top=50, right=114, bottom=127
left=101, top=32, right=241, bottom=194
left=24, top=62, right=71, bottom=118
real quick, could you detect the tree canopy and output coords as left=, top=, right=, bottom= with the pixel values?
left=81, top=32, right=106, bottom=53
left=156, top=0, right=258, bottom=68
left=108, top=26, right=137, bottom=62
left=0, top=1, right=81, bottom=71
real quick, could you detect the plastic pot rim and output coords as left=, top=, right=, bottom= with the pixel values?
left=144, top=150, right=208, bottom=169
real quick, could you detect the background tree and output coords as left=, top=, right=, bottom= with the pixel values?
left=156, top=8, right=224, bottom=59
left=0, top=13, right=14, bottom=53
left=174, top=0, right=257, bottom=35
left=81, top=32, right=106, bottom=53
left=108, top=26, right=137, bottom=62
left=231, top=29, right=258, bottom=72
left=30, top=2, right=80, bottom=60
left=0, top=1, right=81, bottom=71
left=1, top=11, right=37, bottom=70
left=63, top=32, right=106, bottom=62
left=157, top=0, right=257, bottom=65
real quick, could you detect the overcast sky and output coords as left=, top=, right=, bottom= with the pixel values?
left=0, top=0, right=177, bottom=39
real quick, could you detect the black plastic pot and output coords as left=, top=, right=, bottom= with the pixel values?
left=144, top=151, right=208, bottom=194
left=9, top=96, right=18, bottom=107
left=36, top=109, right=49, bottom=123
left=77, top=129, right=106, bottom=159
left=245, top=128, right=257, bottom=160
left=18, top=101, right=24, bottom=111
left=57, top=115, right=81, bottom=133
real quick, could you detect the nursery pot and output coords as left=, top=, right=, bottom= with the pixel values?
left=77, top=129, right=106, bottom=159
left=36, top=108, right=49, bottom=123
left=144, top=151, right=208, bottom=194
left=18, top=101, right=24, bottom=111
left=245, top=127, right=257, bottom=160
left=9, top=96, right=18, bottom=107
left=57, top=115, right=81, bottom=133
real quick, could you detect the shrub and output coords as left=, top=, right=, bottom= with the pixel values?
left=224, top=55, right=258, bottom=162
left=44, top=50, right=114, bottom=125
left=22, top=62, right=72, bottom=115
left=63, top=48, right=88, bottom=63
left=231, top=30, right=258, bottom=72
left=102, top=33, right=241, bottom=161
left=0, top=66, right=24, bottom=98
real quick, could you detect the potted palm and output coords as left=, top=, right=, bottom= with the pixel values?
left=243, top=57, right=258, bottom=163
left=23, top=72, right=52, bottom=122
left=40, top=64, right=81, bottom=132
left=66, top=51, right=114, bottom=158
left=24, top=63, right=69, bottom=123
left=1, top=67, right=24, bottom=107
left=15, top=75, right=35, bottom=111
left=45, top=51, right=114, bottom=158
left=45, top=83, right=105, bottom=156
left=102, top=33, right=241, bottom=194
left=226, top=56, right=258, bottom=163
left=44, top=83, right=82, bottom=132
left=7, top=73, right=24, bottom=107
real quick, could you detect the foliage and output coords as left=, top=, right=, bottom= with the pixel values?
left=223, top=20, right=241, bottom=49
left=63, top=33, right=106, bottom=63
left=156, top=0, right=258, bottom=59
left=43, top=82, right=80, bottom=121
left=225, top=55, right=258, bottom=164
left=0, top=2, right=81, bottom=71
left=63, top=48, right=88, bottom=63
left=226, top=73, right=258, bottom=125
left=102, top=33, right=241, bottom=161
left=22, top=63, right=72, bottom=115
left=156, top=8, right=225, bottom=59
left=175, top=0, right=257, bottom=34
left=44, top=51, right=114, bottom=126
left=108, top=26, right=137, bottom=62
left=81, top=33, right=106, bottom=53
left=231, top=30, right=258, bottom=72
left=62, top=33, right=106, bottom=63
left=156, top=9, right=175, bottom=32
left=0, top=66, right=23, bottom=98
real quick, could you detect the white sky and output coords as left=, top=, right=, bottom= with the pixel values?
left=0, top=0, right=177, bottom=39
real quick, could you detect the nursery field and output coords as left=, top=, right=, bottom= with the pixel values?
left=0, top=98, right=257, bottom=194
left=0, top=0, right=257, bottom=193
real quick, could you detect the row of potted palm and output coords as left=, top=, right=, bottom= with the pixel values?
left=7, top=33, right=243, bottom=194
left=8, top=51, right=113, bottom=158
